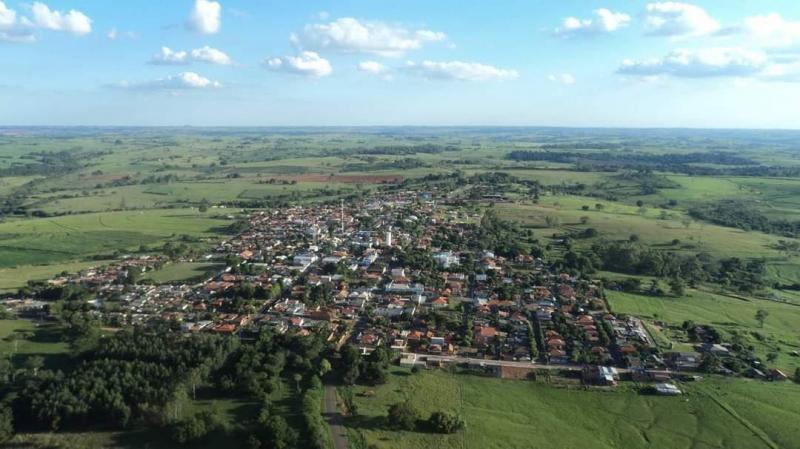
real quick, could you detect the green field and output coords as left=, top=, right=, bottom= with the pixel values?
left=0, top=209, right=230, bottom=268
left=345, top=368, right=798, bottom=449
left=0, top=260, right=105, bottom=292
left=0, top=319, right=69, bottom=369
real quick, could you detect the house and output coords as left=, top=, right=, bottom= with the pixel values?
left=654, top=383, right=682, bottom=395
left=433, top=251, right=459, bottom=268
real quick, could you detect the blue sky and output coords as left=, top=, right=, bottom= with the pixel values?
left=2, top=0, right=800, bottom=128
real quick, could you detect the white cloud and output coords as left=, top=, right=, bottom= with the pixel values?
left=291, top=17, right=446, bottom=57
left=405, top=60, right=519, bottom=81
left=555, top=8, right=630, bottom=37
left=106, top=28, right=117, bottom=39
left=760, top=60, right=800, bottom=82
left=618, top=47, right=767, bottom=78
left=187, top=0, right=221, bottom=35
left=0, top=0, right=34, bottom=43
left=357, top=61, right=387, bottom=75
left=117, top=72, right=222, bottom=91
left=190, top=45, right=232, bottom=65
left=644, top=2, right=719, bottom=37
left=744, top=13, right=800, bottom=48
left=0, top=0, right=16, bottom=28
left=150, top=46, right=189, bottom=65
left=548, top=73, right=577, bottom=85
left=30, top=1, right=91, bottom=35
left=150, top=45, right=232, bottom=66
left=266, top=51, right=332, bottom=77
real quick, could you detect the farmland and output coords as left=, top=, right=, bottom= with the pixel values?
left=344, top=368, right=799, bottom=449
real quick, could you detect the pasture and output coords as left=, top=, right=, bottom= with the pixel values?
left=345, top=368, right=796, bottom=449
left=0, top=209, right=230, bottom=268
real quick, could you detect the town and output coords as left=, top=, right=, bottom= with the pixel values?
left=5, top=180, right=790, bottom=398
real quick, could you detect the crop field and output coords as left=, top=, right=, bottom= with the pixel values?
left=345, top=368, right=796, bottom=449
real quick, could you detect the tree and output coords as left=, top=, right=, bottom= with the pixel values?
left=0, top=405, right=13, bottom=443
left=755, top=309, right=769, bottom=328
left=580, top=216, right=590, bottom=225
left=24, top=355, right=44, bottom=376
left=794, top=367, right=800, bottom=384
left=668, top=277, right=686, bottom=297
left=293, top=373, right=303, bottom=393
left=318, top=358, right=332, bottom=379
left=699, top=354, right=720, bottom=373
left=199, top=198, right=210, bottom=213
left=387, top=402, right=418, bottom=431
left=428, top=411, right=465, bottom=434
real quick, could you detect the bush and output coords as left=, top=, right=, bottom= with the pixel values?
left=428, top=411, right=465, bottom=434
left=387, top=402, right=418, bottom=431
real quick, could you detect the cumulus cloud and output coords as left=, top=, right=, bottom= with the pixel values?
left=116, top=72, right=222, bottom=91
left=266, top=51, right=332, bottom=77
left=618, top=47, right=767, bottom=78
left=150, top=46, right=189, bottom=65
left=0, top=0, right=92, bottom=42
left=150, top=45, right=232, bottom=66
left=30, top=1, right=91, bottom=35
left=0, top=0, right=34, bottom=43
left=190, top=46, right=232, bottom=65
left=744, top=13, right=800, bottom=49
left=555, top=8, right=630, bottom=37
left=187, top=0, right=221, bottom=34
left=291, top=17, right=446, bottom=57
left=548, top=73, right=577, bottom=85
left=644, top=2, right=720, bottom=37
left=405, top=60, right=519, bottom=81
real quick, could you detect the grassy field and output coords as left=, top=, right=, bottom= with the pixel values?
left=0, top=260, right=105, bottom=292
left=0, top=319, right=70, bottom=369
left=345, top=368, right=797, bottom=449
left=0, top=209, right=230, bottom=268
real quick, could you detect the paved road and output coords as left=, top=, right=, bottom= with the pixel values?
left=323, top=384, right=349, bottom=449
left=407, top=352, right=635, bottom=374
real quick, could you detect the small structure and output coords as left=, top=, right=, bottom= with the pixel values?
left=654, top=383, right=682, bottom=395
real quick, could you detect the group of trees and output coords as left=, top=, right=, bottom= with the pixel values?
left=560, top=240, right=767, bottom=295
left=386, top=402, right=464, bottom=434
left=690, top=200, right=800, bottom=238
left=13, top=329, right=238, bottom=431
left=340, top=345, right=389, bottom=386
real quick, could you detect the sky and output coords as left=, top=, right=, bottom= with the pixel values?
left=2, top=0, right=800, bottom=128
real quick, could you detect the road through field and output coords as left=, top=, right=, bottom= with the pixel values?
left=324, top=384, right=349, bottom=449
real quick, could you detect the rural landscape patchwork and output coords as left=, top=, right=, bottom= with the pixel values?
left=3, top=1, right=800, bottom=449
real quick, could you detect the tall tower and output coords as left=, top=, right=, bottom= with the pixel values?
left=340, top=199, right=345, bottom=234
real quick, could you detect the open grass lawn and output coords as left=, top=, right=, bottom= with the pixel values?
left=0, top=319, right=70, bottom=369
left=0, top=209, right=230, bottom=268
left=607, top=289, right=800, bottom=372
left=143, top=262, right=223, bottom=284
left=345, top=369, right=795, bottom=449
left=0, top=260, right=105, bottom=292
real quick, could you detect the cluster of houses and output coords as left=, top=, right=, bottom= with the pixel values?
left=2, top=186, right=791, bottom=389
